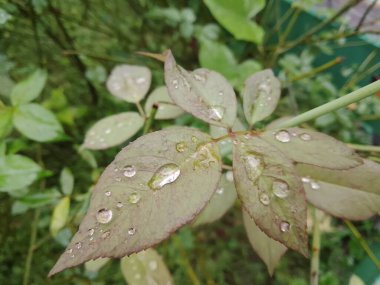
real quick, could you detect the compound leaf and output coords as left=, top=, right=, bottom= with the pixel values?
left=164, top=50, right=237, bottom=127
left=49, top=127, right=221, bottom=276
left=11, top=69, right=47, bottom=105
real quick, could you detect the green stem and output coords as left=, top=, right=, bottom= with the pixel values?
left=23, top=209, right=40, bottom=285
left=277, top=80, right=380, bottom=128
left=347, top=143, right=380, bottom=152
left=135, top=102, right=146, bottom=118
left=310, top=208, right=321, bottom=285
left=142, top=104, right=158, bottom=134
left=345, top=220, right=380, bottom=269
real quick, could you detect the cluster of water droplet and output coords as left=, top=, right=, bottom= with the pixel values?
left=301, top=176, right=320, bottom=190
left=274, top=129, right=312, bottom=143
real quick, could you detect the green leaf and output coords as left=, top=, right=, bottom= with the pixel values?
left=204, top=0, right=265, bottom=44
left=243, top=69, right=281, bottom=125
left=297, top=159, right=380, bottom=220
left=233, top=134, right=308, bottom=256
left=260, top=128, right=362, bottom=169
left=84, top=258, right=111, bottom=273
left=243, top=210, right=287, bottom=275
left=83, top=112, right=144, bottom=150
left=144, top=86, right=184, bottom=120
left=0, top=154, right=41, bottom=192
left=193, top=172, right=237, bottom=226
left=231, top=60, right=262, bottom=90
left=106, top=65, right=151, bottom=103
left=164, top=50, right=237, bottom=127
left=13, top=103, right=64, bottom=142
left=0, top=106, right=13, bottom=138
left=10, top=69, right=47, bottom=105
left=50, top=197, right=71, bottom=237
left=60, top=167, right=74, bottom=195
left=120, top=249, right=174, bottom=285
left=49, top=127, right=221, bottom=276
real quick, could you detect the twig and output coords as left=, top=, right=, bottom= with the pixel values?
left=355, top=0, right=378, bottom=31
left=142, top=104, right=158, bottom=134
left=310, top=208, right=321, bottom=285
left=135, top=102, right=146, bottom=118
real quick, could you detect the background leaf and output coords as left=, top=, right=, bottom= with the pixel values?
left=49, top=127, right=221, bottom=276
left=243, top=69, right=281, bottom=125
left=50, top=196, right=71, bottom=237
left=60, top=167, right=74, bottom=196
left=83, top=112, right=144, bottom=150
left=13, top=103, right=64, bottom=142
left=243, top=210, right=287, bottom=275
left=120, top=249, right=174, bottom=285
left=164, top=50, right=237, bottom=127
left=0, top=106, right=13, bottom=138
left=10, top=69, right=47, bottom=105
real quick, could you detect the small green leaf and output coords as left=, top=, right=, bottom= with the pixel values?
left=84, top=258, right=111, bottom=273
left=243, top=210, right=287, bottom=275
left=83, top=112, right=144, bottom=150
left=0, top=154, right=41, bottom=192
left=10, top=69, right=47, bottom=105
left=120, top=249, right=173, bottom=285
left=204, top=0, right=265, bottom=44
left=233, top=134, right=308, bottom=257
left=164, top=50, right=237, bottom=127
left=60, top=167, right=74, bottom=196
left=243, top=69, right=281, bottom=125
left=50, top=196, right=71, bottom=237
left=260, top=128, right=362, bottom=169
left=49, top=127, right=221, bottom=276
left=193, top=172, right=237, bottom=226
left=144, top=86, right=184, bottom=120
left=106, top=65, right=151, bottom=103
left=13, top=103, right=64, bottom=142
left=0, top=106, right=13, bottom=138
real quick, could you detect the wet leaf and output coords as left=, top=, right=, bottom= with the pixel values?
left=10, top=69, right=47, bottom=105
left=120, top=249, right=173, bottom=285
left=83, top=112, right=144, bottom=150
left=106, top=65, right=151, bottom=103
left=164, top=50, right=237, bottom=127
left=233, top=134, right=308, bottom=256
left=204, top=0, right=265, bottom=44
left=50, top=196, right=71, bottom=237
left=13, top=103, right=64, bottom=142
left=243, top=69, right=281, bottom=125
left=49, top=127, right=221, bottom=276
left=260, top=128, right=362, bottom=169
left=0, top=154, right=41, bottom=192
left=144, top=86, right=184, bottom=120
left=193, top=172, right=237, bottom=226
left=297, top=159, right=380, bottom=220
left=243, top=210, right=287, bottom=275
left=0, top=106, right=13, bottom=138
left=210, top=119, right=245, bottom=157
left=60, top=167, right=74, bottom=196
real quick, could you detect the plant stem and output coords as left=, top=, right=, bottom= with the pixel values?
left=23, top=209, right=40, bottom=285
left=355, top=0, right=377, bottom=31
left=347, top=143, right=380, bottom=152
left=310, top=208, right=321, bottom=285
left=135, top=102, right=146, bottom=118
left=142, top=104, right=158, bottom=134
left=344, top=220, right=380, bottom=269
left=276, top=80, right=380, bottom=128
left=63, top=50, right=130, bottom=63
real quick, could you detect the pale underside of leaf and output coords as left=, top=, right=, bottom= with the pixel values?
left=243, top=210, right=287, bottom=275
left=260, top=128, right=362, bottom=170
left=164, top=50, right=237, bottom=127
left=243, top=69, right=281, bottom=125
left=233, top=134, right=308, bottom=257
left=49, top=127, right=221, bottom=276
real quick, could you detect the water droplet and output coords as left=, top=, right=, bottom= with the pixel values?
left=218, top=91, right=223, bottom=96
left=191, top=136, right=198, bottom=143
left=128, top=192, right=141, bottom=204
left=128, top=227, right=136, bottom=235
left=243, top=154, right=263, bottom=181
left=75, top=242, right=82, bottom=249
left=275, top=130, right=291, bottom=143
left=102, top=230, right=111, bottom=239
left=258, top=82, right=272, bottom=94
left=99, top=137, right=105, bottom=143
left=105, top=191, right=111, bottom=197
left=114, top=168, right=119, bottom=172
left=300, top=133, right=311, bottom=141
left=149, top=260, right=158, bottom=271
left=123, top=165, right=136, bottom=177
left=301, top=177, right=311, bottom=183
left=280, top=221, right=290, bottom=232
left=310, top=181, right=320, bottom=190
left=226, top=171, right=234, bottom=182
left=259, top=193, right=270, bottom=205
left=116, top=202, right=123, bottom=208
left=105, top=128, right=112, bottom=134
left=115, top=177, right=122, bottom=182
left=193, top=73, right=206, bottom=82
left=172, top=79, right=179, bottom=89
left=88, top=228, right=95, bottom=236
left=272, top=180, right=289, bottom=198
left=216, top=187, right=224, bottom=195
left=96, top=208, right=113, bottom=224
left=148, top=163, right=181, bottom=190
left=66, top=248, right=73, bottom=254
left=208, top=106, right=225, bottom=121
left=176, top=142, right=187, bottom=153
left=135, top=77, right=146, bottom=84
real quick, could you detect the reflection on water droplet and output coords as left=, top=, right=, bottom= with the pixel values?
left=135, top=77, right=146, bottom=84
left=208, top=106, right=225, bottom=121
left=216, top=187, right=224, bottom=195
left=301, top=177, right=311, bottom=183
left=88, top=228, right=95, bottom=236
left=116, top=202, right=123, bottom=208
left=128, top=227, right=136, bottom=235
left=128, top=192, right=141, bottom=204
left=280, top=221, right=290, bottom=232
left=75, top=242, right=82, bottom=249
left=114, top=168, right=119, bottom=172
left=243, top=154, right=263, bottom=182
left=193, top=143, right=218, bottom=169
left=300, top=133, right=311, bottom=141
left=149, top=260, right=158, bottom=271
left=96, top=208, right=113, bottom=224
left=218, top=91, right=223, bottom=96
left=258, top=82, right=272, bottom=94
left=275, top=130, right=291, bottom=143
left=105, top=191, right=111, bottom=197
left=172, top=79, right=179, bottom=89
left=259, top=193, right=270, bottom=205
left=66, top=248, right=73, bottom=254
left=193, top=73, right=206, bottom=82
left=123, top=165, right=136, bottom=177
left=226, top=171, right=234, bottom=182
left=102, top=230, right=111, bottom=239
left=148, top=163, right=180, bottom=190
left=176, top=142, right=187, bottom=153
left=115, top=177, right=121, bottom=182
left=310, top=181, right=320, bottom=190
left=273, top=180, right=289, bottom=198
left=105, top=128, right=112, bottom=134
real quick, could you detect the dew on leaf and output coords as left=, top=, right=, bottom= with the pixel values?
left=208, top=105, right=225, bottom=121
left=149, top=260, right=158, bottom=271
left=243, top=154, right=263, bottom=182
left=226, top=171, right=234, bottom=182
left=301, top=177, right=311, bottom=183
left=96, top=208, right=113, bottom=224
left=193, top=73, right=206, bottom=82
left=123, top=165, right=136, bottom=177
left=105, top=191, right=111, bottom=197
left=105, top=128, right=112, bottom=134
left=75, top=242, right=82, bottom=249
left=300, top=133, right=311, bottom=141
left=274, top=130, right=291, bottom=143
left=259, top=192, right=270, bottom=206
left=272, top=180, right=289, bottom=198
left=102, top=230, right=111, bottom=239
left=128, top=228, right=136, bottom=235
left=216, top=187, right=224, bottom=195
left=88, top=228, right=95, bottom=236
left=310, top=181, right=320, bottom=190
left=175, top=142, right=187, bottom=153
left=218, top=91, right=223, bottom=96
left=258, top=82, right=272, bottom=94
left=191, top=136, right=198, bottom=143
left=66, top=248, right=73, bottom=254
left=148, top=163, right=181, bottom=190
left=116, top=202, right=123, bottom=208
left=172, top=79, right=179, bottom=89
left=128, top=192, right=141, bottom=204
left=135, top=77, right=146, bottom=84
left=280, top=221, right=290, bottom=232
left=193, top=143, right=218, bottom=168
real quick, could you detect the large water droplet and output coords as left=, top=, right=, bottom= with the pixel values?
left=176, top=142, right=187, bottom=153
left=193, top=143, right=218, bottom=169
left=310, top=181, right=320, bottom=190
left=216, top=187, right=224, bottom=195
left=280, top=221, right=290, bottom=232
left=243, top=154, right=263, bottom=182
left=96, top=208, right=113, bottom=224
left=149, top=260, right=158, bottom=271
left=226, top=171, right=234, bottom=182
left=259, top=193, right=270, bottom=205
left=300, top=133, right=311, bottom=141
left=208, top=106, right=225, bottom=121
left=123, top=165, right=136, bottom=177
left=275, top=130, right=291, bottom=143
left=273, top=180, right=289, bottom=198
left=128, top=227, right=136, bottom=235
left=148, top=163, right=181, bottom=190
left=128, top=192, right=141, bottom=204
